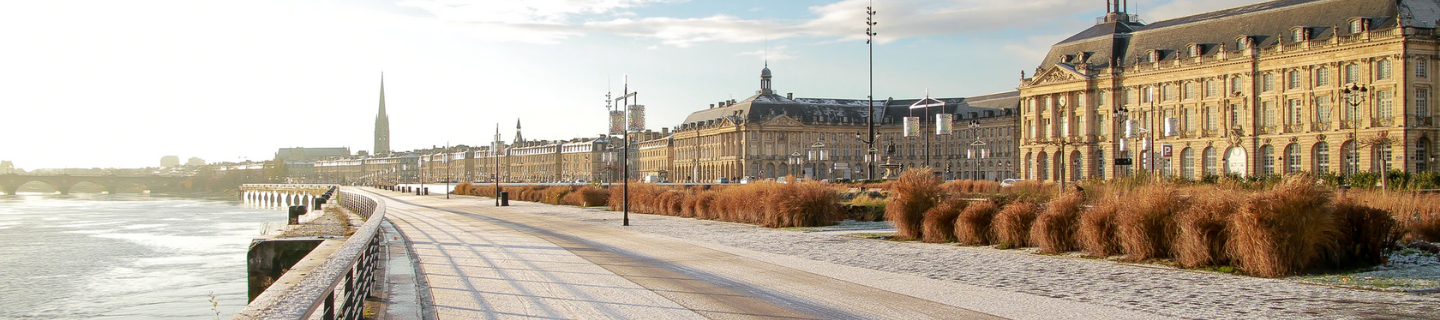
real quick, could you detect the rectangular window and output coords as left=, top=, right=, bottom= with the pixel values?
left=1205, top=80, right=1218, bottom=98
left=1098, top=91, right=1107, bottom=106
left=1184, top=109, right=1194, bottom=131
left=1207, top=107, right=1219, bottom=130
left=1231, top=77, right=1243, bottom=93
left=1289, top=99, right=1303, bottom=124
left=1418, top=88, right=1431, bottom=117
left=1317, top=98, right=1332, bottom=124
left=1289, top=71, right=1302, bottom=89
left=1419, top=60, right=1429, bottom=79
left=1317, top=68, right=1331, bottom=86
left=1345, top=64, right=1360, bottom=83
left=1351, top=20, right=1364, bottom=33
left=1230, top=104, right=1242, bottom=128
left=1184, top=82, right=1197, bottom=100
left=1378, top=91, right=1394, bottom=119
left=1377, top=60, right=1392, bottom=80
left=1262, top=74, right=1275, bottom=91
left=1164, top=85, right=1176, bottom=101
left=1263, top=101, right=1275, bottom=127
left=1124, top=89, right=1133, bottom=105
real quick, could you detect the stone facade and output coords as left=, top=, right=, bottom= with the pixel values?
left=1019, top=0, right=1440, bottom=182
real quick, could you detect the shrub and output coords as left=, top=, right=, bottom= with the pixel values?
left=886, top=168, right=942, bottom=240
left=765, top=181, right=843, bottom=228
left=846, top=194, right=887, bottom=222
left=993, top=201, right=1040, bottom=249
left=921, top=198, right=967, bottom=243
left=1031, top=192, right=1085, bottom=254
left=1114, top=183, right=1185, bottom=261
left=1174, top=188, right=1241, bottom=268
left=1331, top=200, right=1397, bottom=267
left=1228, top=176, right=1340, bottom=278
left=1078, top=196, right=1123, bottom=258
left=955, top=200, right=1000, bottom=246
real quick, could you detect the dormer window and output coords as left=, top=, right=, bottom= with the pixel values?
left=1148, top=50, right=1160, bottom=62
left=1061, top=54, right=1074, bottom=63
left=1350, top=18, right=1367, bottom=34
left=1291, top=27, right=1309, bottom=42
left=1236, top=36, right=1249, bottom=50
left=1188, top=43, right=1200, bottom=57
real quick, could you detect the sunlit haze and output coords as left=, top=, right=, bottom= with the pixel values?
left=0, top=0, right=1261, bottom=169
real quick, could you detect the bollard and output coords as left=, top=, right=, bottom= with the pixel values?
left=500, top=191, right=509, bottom=206
left=423, top=187, right=429, bottom=195
left=288, top=205, right=306, bottom=225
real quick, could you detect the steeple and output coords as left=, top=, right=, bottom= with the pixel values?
left=513, top=119, right=524, bottom=144
left=374, top=73, right=391, bottom=155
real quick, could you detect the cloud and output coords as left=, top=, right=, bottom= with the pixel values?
left=1003, top=33, right=1072, bottom=67
left=402, top=0, right=1098, bottom=46
left=1140, top=0, right=1262, bottom=23
left=737, top=45, right=797, bottom=61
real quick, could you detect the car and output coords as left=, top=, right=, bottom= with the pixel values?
left=739, top=176, right=757, bottom=184
left=715, top=177, right=731, bottom=184
left=1000, top=179, right=1023, bottom=187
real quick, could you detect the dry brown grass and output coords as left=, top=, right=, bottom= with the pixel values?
left=955, top=200, right=999, bottom=246
left=1114, top=183, right=1186, bottom=261
left=941, top=180, right=1002, bottom=194
left=1031, top=192, right=1085, bottom=254
left=885, top=168, right=942, bottom=240
left=1173, top=188, right=1242, bottom=268
left=1352, top=191, right=1440, bottom=242
left=1228, top=176, right=1340, bottom=278
left=993, top=201, right=1040, bottom=249
left=1078, top=196, right=1123, bottom=258
left=921, top=198, right=968, bottom=243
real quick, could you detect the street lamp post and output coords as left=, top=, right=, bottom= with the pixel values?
left=789, top=152, right=803, bottom=179
left=809, top=142, right=827, bottom=181
left=612, top=78, right=638, bottom=226
left=1342, top=84, right=1369, bottom=187
left=908, top=93, right=947, bottom=173
left=864, top=2, right=878, bottom=180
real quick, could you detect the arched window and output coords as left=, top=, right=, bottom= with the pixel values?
left=1261, top=145, right=1276, bottom=176
left=1286, top=144, right=1302, bottom=174
left=1096, top=149, right=1106, bottom=179
left=1342, top=141, right=1358, bottom=176
left=1181, top=148, right=1196, bottom=180
left=1037, top=153, right=1049, bottom=181
left=1315, top=142, right=1331, bottom=174
left=1204, top=147, right=1218, bottom=176
left=1375, top=145, right=1394, bottom=173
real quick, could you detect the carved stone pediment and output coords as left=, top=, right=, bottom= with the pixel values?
left=764, top=115, right=803, bottom=127
left=1028, top=64, right=1090, bottom=86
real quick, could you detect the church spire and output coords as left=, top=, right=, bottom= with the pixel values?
left=513, top=119, right=524, bottom=144
left=374, top=73, right=391, bottom=155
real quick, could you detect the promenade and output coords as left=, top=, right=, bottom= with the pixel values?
left=371, top=188, right=1160, bottom=319
left=371, top=188, right=1440, bottom=319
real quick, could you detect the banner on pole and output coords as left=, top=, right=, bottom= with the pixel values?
left=627, top=105, right=646, bottom=132
left=935, top=114, right=953, bottom=135
left=903, top=117, right=921, bottom=137
left=609, top=111, right=625, bottom=135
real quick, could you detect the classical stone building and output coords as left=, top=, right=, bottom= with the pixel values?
left=1019, top=0, right=1440, bottom=182
left=672, top=65, right=1020, bottom=182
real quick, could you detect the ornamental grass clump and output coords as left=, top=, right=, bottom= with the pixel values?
left=885, top=168, right=942, bottom=240
left=1173, top=188, right=1242, bottom=268
left=1078, top=197, right=1123, bottom=257
left=1031, top=191, right=1085, bottom=254
left=1228, top=176, right=1340, bottom=278
left=955, top=200, right=1000, bottom=246
left=1331, top=199, right=1397, bottom=267
left=764, top=181, right=843, bottom=228
left=1354, top=191, right=1440, bottom=242
left=1114, top=183, right=1186, bottom=261
left=993, top=201, right=1040, bottom=249
left=921, top=198, right=968, bottom=243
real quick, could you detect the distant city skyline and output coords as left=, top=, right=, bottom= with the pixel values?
left=1, top=0, right=1264, bottom=169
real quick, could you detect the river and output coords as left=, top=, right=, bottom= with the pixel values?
left=0, top=193, right=287, bottom=319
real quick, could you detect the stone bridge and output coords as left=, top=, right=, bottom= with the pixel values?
left=0, top=174, right=186, bottom=195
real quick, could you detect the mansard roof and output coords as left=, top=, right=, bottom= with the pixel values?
left=1037, top=0, right=1431, bottom=71
left=679, top=91, right=1017, bottom=130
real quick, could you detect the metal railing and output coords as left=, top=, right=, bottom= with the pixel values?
left=233, top=187, right=385, bottom=320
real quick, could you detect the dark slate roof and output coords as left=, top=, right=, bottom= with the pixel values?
left=679, top=91, right=1017, bottom=129
left=1036, top=0, right=1430, bottom=71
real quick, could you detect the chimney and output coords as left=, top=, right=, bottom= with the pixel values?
left=661, top=127, right=670, bottom=135
left=710, top=103, right=715, bottom=109
left=787, top=93, right=793, bottom=99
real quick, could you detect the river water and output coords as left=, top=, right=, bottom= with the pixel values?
left=0, top=193, right=287, bottom=319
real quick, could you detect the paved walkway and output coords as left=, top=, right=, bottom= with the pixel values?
left=368, top=188, right=1159, bottom=320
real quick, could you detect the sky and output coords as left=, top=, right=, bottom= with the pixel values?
left=0, top=0, right=1265, bottom=169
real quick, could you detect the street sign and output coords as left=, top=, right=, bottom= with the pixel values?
left=1162, top=143, right=1173, bottom=158
left=1115, top=158, right=1133, bottom=165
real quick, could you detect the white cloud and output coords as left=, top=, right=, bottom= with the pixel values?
left=401, top=0, right=1097, bottom=46
left=1003, top=33, right=1072, bottom=68
left=1141, top=0, right=1263, bottom=22
left=737, top=45, right=797, bottom=61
